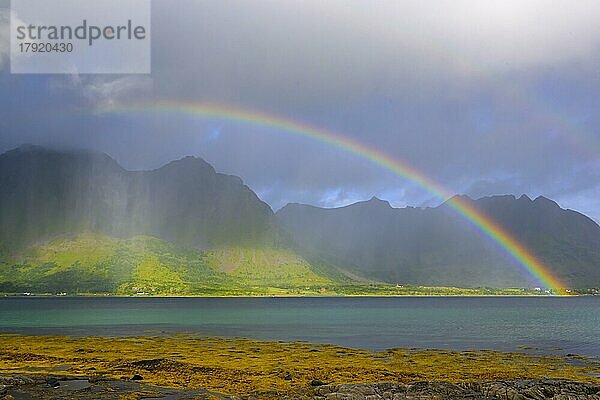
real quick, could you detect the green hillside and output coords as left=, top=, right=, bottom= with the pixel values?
left=207, top=247, right=353, bottom=287
left=0, top=234, right=562, bottom=296
left=0, top=234, right=347, bottom=295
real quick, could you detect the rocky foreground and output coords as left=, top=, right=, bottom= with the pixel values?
left=303, top=380, right=600, bottom=400
left=1, top=374, right=600, bottom=399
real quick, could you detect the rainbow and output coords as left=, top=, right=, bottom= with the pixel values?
left=98, top=100, right=568, bottom=294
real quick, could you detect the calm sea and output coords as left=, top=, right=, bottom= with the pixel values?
left=0, top=296, right=598, bottom=356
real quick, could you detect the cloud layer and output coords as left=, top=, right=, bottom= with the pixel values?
left=0, top=0, right=599, bottom=220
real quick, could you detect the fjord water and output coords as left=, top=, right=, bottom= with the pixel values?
left=1, top=296, right=599, bottom=357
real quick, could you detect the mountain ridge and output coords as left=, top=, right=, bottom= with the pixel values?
left=1, top=145, right=599, bottom=290
left=277, top=193, right=600, bottom=288
left=0, top=145, right=280, bottom=250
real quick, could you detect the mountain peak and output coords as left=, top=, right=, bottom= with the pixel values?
left=445, top=194, right=473, bottom=204
left=533, top=195, right=560, bottom=209
left=518, top=194, right=532, bottom=202
left=363, top=197, right=392, bottom=208
left=158, top=155, right=216, bottom=174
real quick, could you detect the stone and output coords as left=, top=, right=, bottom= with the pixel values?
left=46, top=378, right=60, bottom=388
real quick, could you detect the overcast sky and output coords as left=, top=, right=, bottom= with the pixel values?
left=0, top=0, right=598, bottom=221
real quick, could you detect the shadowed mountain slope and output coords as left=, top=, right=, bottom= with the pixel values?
left=0, top=145, right=280, bottom=250
left=277, top=195, right=600, bottom=288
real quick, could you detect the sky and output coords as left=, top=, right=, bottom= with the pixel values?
left=0, top=0, right=599, bottom=221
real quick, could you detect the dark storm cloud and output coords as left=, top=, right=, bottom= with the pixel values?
left=0, top=0, right=599, bottom=220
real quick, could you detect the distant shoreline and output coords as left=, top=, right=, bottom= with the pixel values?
left=0, top=293, right=583, bottom=298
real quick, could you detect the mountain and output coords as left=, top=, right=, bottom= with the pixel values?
left=1, top=145, right=598, bottom=292
left=277, top=195, right=600, bottom=288
left=0, top=146, right=347, bottom=294
left=0, top=145, right=280, bottom=251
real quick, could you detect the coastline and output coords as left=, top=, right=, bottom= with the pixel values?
left=3, top=283, right=589, bottom=298
left=0, top=334, right=598, bottom=398
left=0, top=293, right=584, bottom=298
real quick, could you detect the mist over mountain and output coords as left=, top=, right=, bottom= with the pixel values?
left=277, top=195, right=600, bottom=288
left=0, top=145, right=598, bottom=291
left=0, top=145, right=280, bottom=251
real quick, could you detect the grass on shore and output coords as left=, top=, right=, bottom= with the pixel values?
left=0, top=335, right=598, bottom=396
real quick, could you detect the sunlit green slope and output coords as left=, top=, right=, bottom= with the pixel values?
left=0, top=234, right=347, bottom=295
left=208, top=247, right=340, bottom=287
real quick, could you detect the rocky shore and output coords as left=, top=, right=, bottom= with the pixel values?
left=1, top=335, right=599, bottom=398
left=1, top=374, right=600, bottom=399
left=297, top=380, right=600, bottom=399
left=0, top=374, right=221, bottom=399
